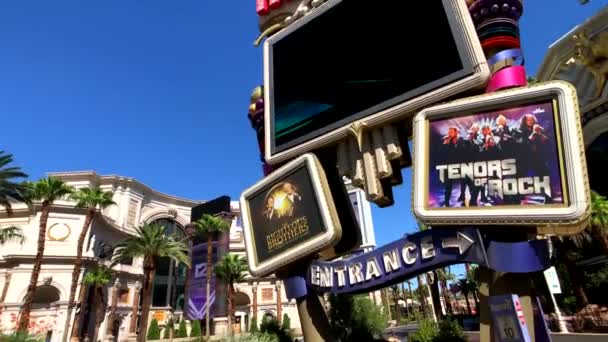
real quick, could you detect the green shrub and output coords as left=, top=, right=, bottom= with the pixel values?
left=281, top=314, right=291, bottom=331
left=163, top=318, right=173, bottom=339
left=147, top=318, right=161, bottom=340
left=329, top=294, right=388, bottom=341
left=190, top=320, right=202, bottom=337
left=409, top=319, right=438, bottom=342
left=434, top=319, right=467, bottom=342
left=0, top=332, right=43, bottom=342
left=259, top=316, right=292, bottom=342
left=175, top=318, right=188, bottom=338
left=249, top=317, right=258, bottom=333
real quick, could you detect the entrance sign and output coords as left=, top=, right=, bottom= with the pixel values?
left=241, top=153, right=343, bottom=277
left=489, top=294, right=531, bottom=342
left=412, top=81, right=591, bottom=235
left=307, top=227, right=487, bottom=294
left=263, top=0, right=489, bottom=164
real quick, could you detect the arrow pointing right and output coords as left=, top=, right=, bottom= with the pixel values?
left=441, top=231, right=475, bottom=255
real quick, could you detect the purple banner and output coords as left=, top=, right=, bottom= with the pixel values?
left=186, top=232, right=229, bottom=320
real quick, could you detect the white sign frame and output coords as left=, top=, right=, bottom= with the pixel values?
left=412, top=81, right=591, bottom=235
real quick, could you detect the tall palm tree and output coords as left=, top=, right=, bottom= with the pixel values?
left=458, top=279, right=472, bottom=315
left=192, top=214, right=230, bottom=338
left=437, top=268, right=456, bottom=315
left=17, top=177, right=73, bottom=332
left=83, top=266, right=112, bottom=342
left=66, top=187, right=115, bottom=342
left=112, top=224, right=190, bottom=342
left=213, top=254, right=247, bottom=336
left=0, top=226, right=24, bottom=245
left=390, top=285, right=401, bottom=324
left=0, top=151, right=28, bottom=215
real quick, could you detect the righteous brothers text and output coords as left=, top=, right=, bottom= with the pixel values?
left=435, top=158, right=552, bottom=199
left=266, top=216, right=310, bottom=251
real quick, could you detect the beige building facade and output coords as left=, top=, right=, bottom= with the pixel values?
left=0, top=171, right=377, bottom=341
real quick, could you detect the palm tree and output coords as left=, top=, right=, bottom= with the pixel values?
left=192, top=214, right=230, bottom=338
left=466, top=266, right=480, bottom=310
left=66, top=187, right=115, bottom=342
left=589, top=191, right=608, bottom=254
left=437, top=268, right=456, bottom=315
left=390, top=285, right=401, bottom=324
left=458, top=279, right=472, bottom=315
left=17, top=177, right=73, bottom=332
left=213, top=254, right=247, bottom=336
left=0, top=226, right=24, bottom=245
left=83, top=266, right=112, bottom=342
left=112, top=224, right=190, bottom=342
left=0, top=151, right=28, bottom=215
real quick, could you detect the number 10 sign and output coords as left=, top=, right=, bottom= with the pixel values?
left=489, top=294, right=531, bottom=342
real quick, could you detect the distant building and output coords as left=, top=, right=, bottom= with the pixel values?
left=537, top=5, right=608, bottom=197
left=0, top=171, right=377, bottom=341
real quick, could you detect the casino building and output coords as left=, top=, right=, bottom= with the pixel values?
left=0, top=171, right=377, bottom=341
left=536, top=5, right=608, bottom=197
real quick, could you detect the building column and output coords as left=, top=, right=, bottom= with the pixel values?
left=275, top=282, right=282, bottom=324
left=105, top=279, right=121, bottom=341
left=129, top=281, right=142, bottom=335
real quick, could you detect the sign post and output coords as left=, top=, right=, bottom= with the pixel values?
left=543, top=267, right=568, bottom=333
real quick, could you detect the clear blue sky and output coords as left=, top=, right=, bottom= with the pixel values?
left=1, top=1, right=606, bottom=252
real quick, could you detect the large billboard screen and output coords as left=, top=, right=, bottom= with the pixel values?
left=263, top=0, right=489, bottom=164
left=427, top=101, right=566, bottom=208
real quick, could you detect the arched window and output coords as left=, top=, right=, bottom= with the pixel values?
left=587, top=131, right=608, bottom=196
left=150, top=218, right=187, bottom=311
left=32, top=285, right=60, bottom=308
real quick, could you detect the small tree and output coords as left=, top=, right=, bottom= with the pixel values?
left=190, top=320, right=202, bottom=337
left=163, top=318, right=173, bottom=340
left=250, top=317, right=259, bottom=333
left=434, top=319, right=467, bottom=342
left=176, top=319, right=188, bottom=338
left=281, top=314, right=291, bottom=331
left=147, top=319, right=161, bottom=340
left=409, top=319, right=438, bottom=342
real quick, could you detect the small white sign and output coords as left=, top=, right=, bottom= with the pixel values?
left=544, top=266, right=562, bottom=294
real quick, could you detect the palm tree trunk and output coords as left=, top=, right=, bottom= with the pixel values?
left=138, top=261, right=156, bottom=342
left=0, top=273, right=11, bottom=316
left=564, top=255, right=589, bottom=309
left=472, top=290, right=479, bottom=310
left=428, top=272, right=443, bottom=319
left=205, top=234, right=213, bottom=338
left=464, top=292, right=472, bottom=315
left=70, top=282, right=89, bottom=342
left=106, top=281, right=119, bottom=338
left=416, top=275, right=427, bottom=318
left=17, top=202, right=51, bottom=332
left=227, top=284, right=233, bottom=336
left=93, top=287, right=105, bottom=342
left=441, top=282, right=452, bottom=315
left=65, top=208, right=95, bottom=342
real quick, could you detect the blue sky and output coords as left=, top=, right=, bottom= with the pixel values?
left=1, top=1, right=606, bottom=257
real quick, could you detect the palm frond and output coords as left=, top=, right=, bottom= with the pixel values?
left=70, top=186, right=116, bottom=210
left=192, top=214, right=230, bottom=237
left=214, top=254, right=248, bottom=284
left=24, top=177, right=73, bottom=203
left=113, top=223, right=191, bottom=268
left=83, top=265, right=113, bottom=287
left=0, top=226, right=25, bottom=245
left=0, top=151, right=28, bottom=214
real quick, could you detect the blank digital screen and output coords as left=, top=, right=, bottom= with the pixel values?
left=270, top=0, right=468, bottom=154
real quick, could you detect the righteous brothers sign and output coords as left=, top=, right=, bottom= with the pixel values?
left=412, top=81, right=591, bottom=235
left=241, top=153, right=346, bottom=277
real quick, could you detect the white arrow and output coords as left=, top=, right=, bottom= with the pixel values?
left=441, top=232, right=475, bottom=255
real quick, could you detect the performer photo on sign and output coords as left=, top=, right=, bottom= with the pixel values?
left=246, top=166, right=326, bottom=263
left=427, top=101, right=566, bottom=208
